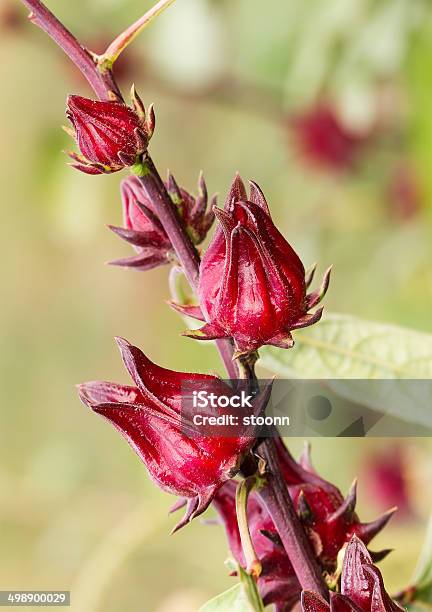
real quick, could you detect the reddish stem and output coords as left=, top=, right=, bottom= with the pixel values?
left=257, top=439, right=329, bottom=598
left=135, top=157, right=239, bottom=379
left=137, top=155, right=201, bottom=289
left=20, top=0, right=121, bottom=101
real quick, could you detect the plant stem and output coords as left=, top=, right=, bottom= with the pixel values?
left=19, top=0, right=121, bottom=101
left=257, top=438, right=329, bottom=599
left=101, top=0, right=176, bottom=66
left=135, top=155, right=239, bottom=379
left=244, top=371, right=328, bottom=596
left=135, top=155, right=201, bottom=289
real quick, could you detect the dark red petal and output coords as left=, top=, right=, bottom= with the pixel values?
left=224, top=173, right=247, bottom=211
left=77, top=380, right=145, bottom=406
left=330, top=593, right=362, bottom=612
left=306, top=267, right=332, bottom=309
left=301, top=591, right=330, bottom=612
left=114, top=336, right=227, bottom=413
left=66, top=95, right=144, bottom=170
left=249, top=180, right=271, bottom=215
left=266, top=333, right=295, bottom=349
left=108, top=225, right=166, bottom=249
left=290, top=308, right=324, bottom=331
left=341, top=535, right=373, bottom=608
left=362, top=565, right=404, bottom=612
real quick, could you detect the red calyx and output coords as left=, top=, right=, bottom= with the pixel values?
left=301, top=535, right=404, bottom=611
left=290, top=102, right=369, bottom=172
left=77, top=337, right=267, bottom=532
left=109, top=173, right=215, bottom=271
left=183, top=174, right=331, bottom=357
left=206, top=439, right=395, bottom=610
left=66, top=95, right=148, bottom=174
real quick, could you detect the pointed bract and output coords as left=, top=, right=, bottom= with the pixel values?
left=356, top=508, right=397, bottom=544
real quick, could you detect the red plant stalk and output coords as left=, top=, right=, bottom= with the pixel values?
left=20, top=0, right=328, bottom=598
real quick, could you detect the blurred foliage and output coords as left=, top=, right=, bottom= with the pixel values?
left=409, top=515, right=432, bottom=607
left=1, top=0, right=432, bottom=610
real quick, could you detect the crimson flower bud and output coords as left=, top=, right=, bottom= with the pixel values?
left=290, top=102, right=369, bottom=172
left=204, top=439, right=395, bottom=610
left=77, top=338, right=265, bottom=531
left=109, top=173, right=215, bottom=270
left=274, top=437, right=395, bottom=572
left=301, top=536, right=404, bottom=611
left=361, top=443, right=413, bottom=520
left=183, top=175, right=331, bottom=357
left=65, top=89, right=151, bottom=175
left=108, top=176, right=172, bottom=270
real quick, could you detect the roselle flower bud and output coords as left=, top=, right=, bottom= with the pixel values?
left=108, top=176, right=172, bottom=270
left=361, top=443, right=413, bottom=520
left=274, top=438, right=395, bottom=572
left=78, top=338, right=267, bottom=531
left=205, top=440, right=395, bottom=610
left=109, top=173, right=215, bottom=270
left=290, top=102, right=369, bottom=172
left=301, top=536, right=404, bottom=611
left=183, top=175, right=331, bottom=357
left=65, top=87, right=153, bottom=174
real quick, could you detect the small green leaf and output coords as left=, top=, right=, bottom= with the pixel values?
left=259, top=313, right=432, bottom=427
left=199, top=563, right=264, bottom=612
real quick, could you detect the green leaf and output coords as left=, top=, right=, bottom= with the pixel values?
left=259, top=313, right=432, bottom=427
left=261, top=313, right=432, bottom=379
left=199, top=564, right=264, bottom=612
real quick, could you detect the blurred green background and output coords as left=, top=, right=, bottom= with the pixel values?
left=1, top=0, right=432, bottom=610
